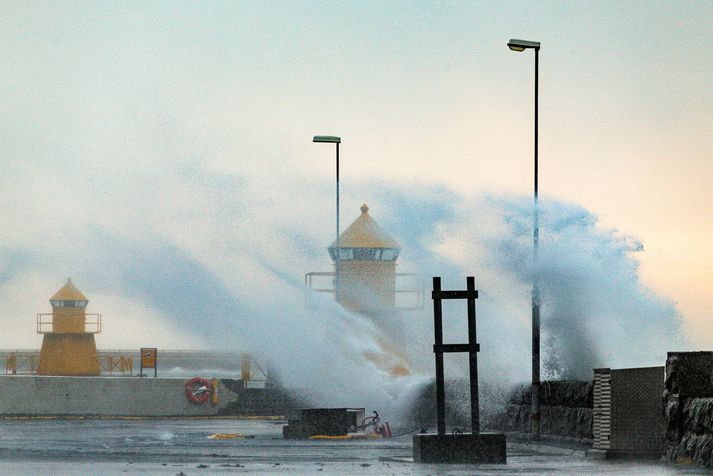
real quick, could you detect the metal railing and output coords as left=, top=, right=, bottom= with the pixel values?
left=304, top=271, right=425, bottom=311
left=5, top=351, right=39, bottom=375
left=5, top=351, right=133, bottom=376
left=36, top=313, right=102, bottom=334
left=99, top=355, right=133, bottom=375
left=4, top=349, right=266, bottom=381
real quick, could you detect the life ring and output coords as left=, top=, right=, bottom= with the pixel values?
left=185, top=377, right=211, bottom=404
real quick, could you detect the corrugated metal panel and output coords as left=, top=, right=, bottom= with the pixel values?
left=593, top=368, right=612, bottom=449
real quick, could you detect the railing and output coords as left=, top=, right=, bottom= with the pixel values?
left=304, top=272, right=425, bottom=311
left=4, top=349, right=265, bottom=381
left=241, top=353, right=268, bottom=387
left=36, top=313, right=102, bottom=334
left=99, top=355, right=133, bottom=375
left=4, top=351, right=39, bottom=375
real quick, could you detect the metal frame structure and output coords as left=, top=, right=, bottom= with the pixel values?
left=431, top=276, right=480, bottom=435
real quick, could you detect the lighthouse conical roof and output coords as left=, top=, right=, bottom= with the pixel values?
left=50, top=278, right=87, bottom=301
left=329, top=204, right=400, bottom=249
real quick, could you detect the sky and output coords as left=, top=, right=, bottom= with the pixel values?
left=0, top=1, right=711, bottom=393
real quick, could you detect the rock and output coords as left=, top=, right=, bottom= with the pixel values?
left=672, top=433, right=713, bottom=467
left=665, top=352, right=713, bottom=398
left=663, top=351, right=713, bottom=468
left=218, top=384, right=308, bottom=417
left=508, top=381, right=593, bottom=408
left=495, top=380, right=594, bottom=439
left=663, top=393, right=682, bottom=444
left=683, top=398, right=713, bottom=435
left=495, top=404, right=592, bottom=438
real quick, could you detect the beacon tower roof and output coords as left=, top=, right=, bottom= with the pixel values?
left=328, top=204, right=400, bottom=261
left=50, top=278, right=87, bottom=302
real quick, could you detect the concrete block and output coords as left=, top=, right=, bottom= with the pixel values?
left=283, top=408, right=365, bottom=438
left=413, top=432, right=506, bottom=464
left=586, top=448, right=608, bottom=459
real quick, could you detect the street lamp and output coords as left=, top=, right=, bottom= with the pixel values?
left=313, top=135, right=342, bottom=301
left=508, top=38, right=542, bottom=439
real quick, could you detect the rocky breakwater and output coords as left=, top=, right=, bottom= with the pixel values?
left=402, top=379, right=511, bottom=431
left=663, top=351, right=713, bottom=468
left=497, top=381, right=593, bottom=440
left=217, top=380, right=307, bottom=417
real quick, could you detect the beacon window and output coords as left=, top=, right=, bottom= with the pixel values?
left=381, top=249, right=397, bottom=260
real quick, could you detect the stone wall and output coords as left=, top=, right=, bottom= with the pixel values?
left=394, top=378, right=594, bottom=438
left=663, top=352, right=713, bottom=468
left=497, top=381, right=593, bottom=440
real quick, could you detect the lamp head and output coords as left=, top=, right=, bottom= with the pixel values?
left=313, top=135, right=341, bottom=144
left=508, top=39, right=541, bottom=51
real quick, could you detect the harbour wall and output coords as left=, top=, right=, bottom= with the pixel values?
left=0, top=375, right=238, bottom=416
left=496, top=380, right=593, bottom=440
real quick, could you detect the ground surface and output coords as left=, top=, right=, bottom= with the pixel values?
left=0, top=418, right=708, bottom=475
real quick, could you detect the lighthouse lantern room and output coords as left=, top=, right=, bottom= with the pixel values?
left=328, top=204, right=401, bottom=315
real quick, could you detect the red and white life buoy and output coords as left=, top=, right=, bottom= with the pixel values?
left=185, top=377, right=211, bottom=404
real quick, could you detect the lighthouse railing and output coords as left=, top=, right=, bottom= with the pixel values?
left=36, top=313, right=102, bottom=334
left=304, top=271, right=424, bottom=310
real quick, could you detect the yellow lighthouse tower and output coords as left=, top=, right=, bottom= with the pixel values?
left=329, top=204, right=401, bottom=316
left=306, top=203, right=423, bottom=376
left=37, top=279, right=101, bottom=376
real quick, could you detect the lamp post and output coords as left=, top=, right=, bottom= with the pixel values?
left=313, top=135, right=342, bottom=300
left=507, top=38, right=541, bottom=439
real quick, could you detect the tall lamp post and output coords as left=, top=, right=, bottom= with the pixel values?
left=313, top=135, right=342, bottom=300
left=507, top=38, right=541, bottom=439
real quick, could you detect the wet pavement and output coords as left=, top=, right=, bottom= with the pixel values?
left=0, top=418, right=709, bottom=475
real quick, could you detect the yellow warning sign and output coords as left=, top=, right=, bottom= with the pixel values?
left=141, top=348, right=157, bottom=368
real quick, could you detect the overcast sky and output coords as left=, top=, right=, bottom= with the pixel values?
left=0, top=1, right=710, bottom=370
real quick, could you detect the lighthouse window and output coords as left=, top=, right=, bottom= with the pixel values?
left=353, top=248, right=376, bottom=260
left=338, top=248, right=353, bottom=260
left=380, top=249, right=398, bottom=260
left=50, top=300, right=87, bottom=308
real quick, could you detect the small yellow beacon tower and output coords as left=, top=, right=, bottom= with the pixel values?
left=329, top=204, right=401, bottom=316
left=37, top=278, right=101, bottom=376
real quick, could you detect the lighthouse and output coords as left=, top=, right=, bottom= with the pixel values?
left=304, top=203, right=421, bottom=376
left=329, top=204, right=401, bottom=316
left=37, top=279, right=101, bottom=376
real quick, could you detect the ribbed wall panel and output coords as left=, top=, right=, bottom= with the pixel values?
left=593, top=368, right=612, bottom=449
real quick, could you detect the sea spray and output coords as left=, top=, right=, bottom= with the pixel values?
left=237, top=187, right=685, bottom=422
left=371, top=189, right=685, bottom=381
left=0, top=180, right=686, bottom=423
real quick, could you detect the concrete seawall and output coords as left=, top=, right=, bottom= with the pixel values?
left=0, top=375, right=238, bottom=416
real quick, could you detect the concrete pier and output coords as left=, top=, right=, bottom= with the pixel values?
left=0, top=375, right=237, bottom=416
